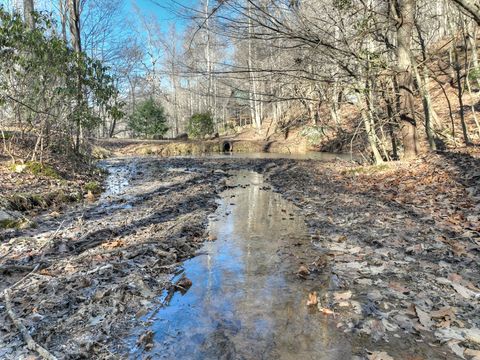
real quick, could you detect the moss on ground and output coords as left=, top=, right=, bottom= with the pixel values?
left=7, top=190, right=81, bottom=212
left=8, top=161, right=62, bottom=179
left=84, top=181, right=103, bottom=195
left=0, top=218, right=34, bottom=229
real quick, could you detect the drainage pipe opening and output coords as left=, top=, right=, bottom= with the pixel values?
left=222, top=141, right=232, bottom=152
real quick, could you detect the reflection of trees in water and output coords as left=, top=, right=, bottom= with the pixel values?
left=225, top=172, right=318, bottom=357
left=180, top=173, right=344, bottom=359
left=155, top=172, right=348, bottom=359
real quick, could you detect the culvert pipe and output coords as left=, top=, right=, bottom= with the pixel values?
left=222, top=141, right=233, bottom=152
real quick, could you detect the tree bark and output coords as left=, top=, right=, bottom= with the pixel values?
left=450, top=0, right=480, bottom=25
left=23, top=0, right=35, bottom=29
left=58, top=0, right=68, bottom=42
left=396, top=0, right=418, bottom=159
left=68, top=0, right=81, bottom=53
left=68, top=0, right=83, bottom=152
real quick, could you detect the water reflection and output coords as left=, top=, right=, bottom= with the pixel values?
left=177, top=151, right=355, bottom=161
left=135, top=171, right=350, bottom=359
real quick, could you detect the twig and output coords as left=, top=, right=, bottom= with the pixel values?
left=4, top=289, right=58, bottom=360
left=0, top=264, right=40, bottom=288
left=38, top=220, right=66, bottom=254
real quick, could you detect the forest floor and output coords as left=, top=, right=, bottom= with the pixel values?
left=0, top=148, right=479, bottom=359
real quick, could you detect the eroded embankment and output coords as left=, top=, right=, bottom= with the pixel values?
left=95, top=138, right=311, bottom=157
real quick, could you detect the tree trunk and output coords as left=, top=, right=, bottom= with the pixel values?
left=454, top=58, right=471, bottom=145
left=247, top=3, right=261, bottom=129
left=23, top=0, right=35, bottom=29
left=396, top=0, right=418, bottom=159
left=450, top=0, right=480, bottom=25
left=68, top=0, right=83, bottom=152
left=58, top=0, right=68, bottom=42
left=68, top=0, right=81, bottom=53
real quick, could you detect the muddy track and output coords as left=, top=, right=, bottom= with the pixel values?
left=0, top=157, right=292, bottom=359
left=0, top=155, right=478, bottom=359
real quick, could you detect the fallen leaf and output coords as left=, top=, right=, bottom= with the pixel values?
left=431, top=306, right=455, bottom=318
left=85, top=190, right=96, bottom=202
left=306, top=291, right=318, bottom=306
left=297, top=265, right=310, bottom=278
left=435, top=327, right=466, bottom=342
left=415, top=306, right=434, bottom=330
left=367, top=350, right=394, bottom=360
left=465, top=348, right=480, bottom=360
left=389, top=282, right=409, bottom=294
left=464, top=328, right=480, bottom=344
left=447, top=340, right=465, bottom=359
left=336, top=235, right=347, bottom=242
left=137, top=330, right=154, bottom=350
left=452, top=282, right=477, bottom=299
left=319, top=307, right=335, bottom=316
left=333, top=290, right=352, bottom=301
left=177, top=277, right=192, bottom=292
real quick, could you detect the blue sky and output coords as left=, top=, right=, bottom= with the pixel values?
left=131, top=0, right=196, bottom=31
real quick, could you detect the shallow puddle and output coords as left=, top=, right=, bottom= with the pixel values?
left=131, top=170, right=351, bottom=359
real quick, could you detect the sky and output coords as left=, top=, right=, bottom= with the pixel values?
left=129, top=0, right=196, bottom=31
left=0, top=0, right=196, bottom=29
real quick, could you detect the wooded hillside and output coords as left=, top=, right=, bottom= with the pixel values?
left=1, top=0, right=480, bottom=163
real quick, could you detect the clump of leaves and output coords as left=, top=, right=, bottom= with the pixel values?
left=0, top=8, right=124, bottom=153
left=128, top=99, right=169, bottom=138
left=187, top=113, right=215, bottom=139
left=468, top=67, right=480, bottom=81
left=84, top=181, right=102, bottom=195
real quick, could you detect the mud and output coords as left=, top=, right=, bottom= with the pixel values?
left=0, top=154, right=478, bottom=359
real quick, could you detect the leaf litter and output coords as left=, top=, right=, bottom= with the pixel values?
left=268, top=149, right=480, bottom=359
left=0, top=151, right=479, bottom=359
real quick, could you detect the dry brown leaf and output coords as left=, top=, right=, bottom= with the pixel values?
left=137, top=330, right=154, bottom=350
left=333, top=290, right=352, bottom=301
left=447, top=340, right=466, bottom=359
left=465, top=348, right=480, bottom=360
left=85, top=190, right=96, bottom=202
left=297, top=265, right=310, bottom=277
left=431, top=306, right=455, bottom=319
left=389, top=282, right=409, bottom=293
left=319, top=307, right=335, bottom=316
left=306, top=291, right=318, bottom=306
left=177, top=277, right=192, bottom=291
left=452, top=282, right=476, bottom=299
left=367, top=351, right=394, bottom=360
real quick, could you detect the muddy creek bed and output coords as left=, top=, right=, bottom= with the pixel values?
left=0, top=154, right=476, bottom=359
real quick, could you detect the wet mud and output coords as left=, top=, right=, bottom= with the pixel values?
left=1, top=154, right=478, bottom=359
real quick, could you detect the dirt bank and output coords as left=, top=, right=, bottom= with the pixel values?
left=95, top=136, right=313, bottom=157
left=0, top=151, right=479, bottom=359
